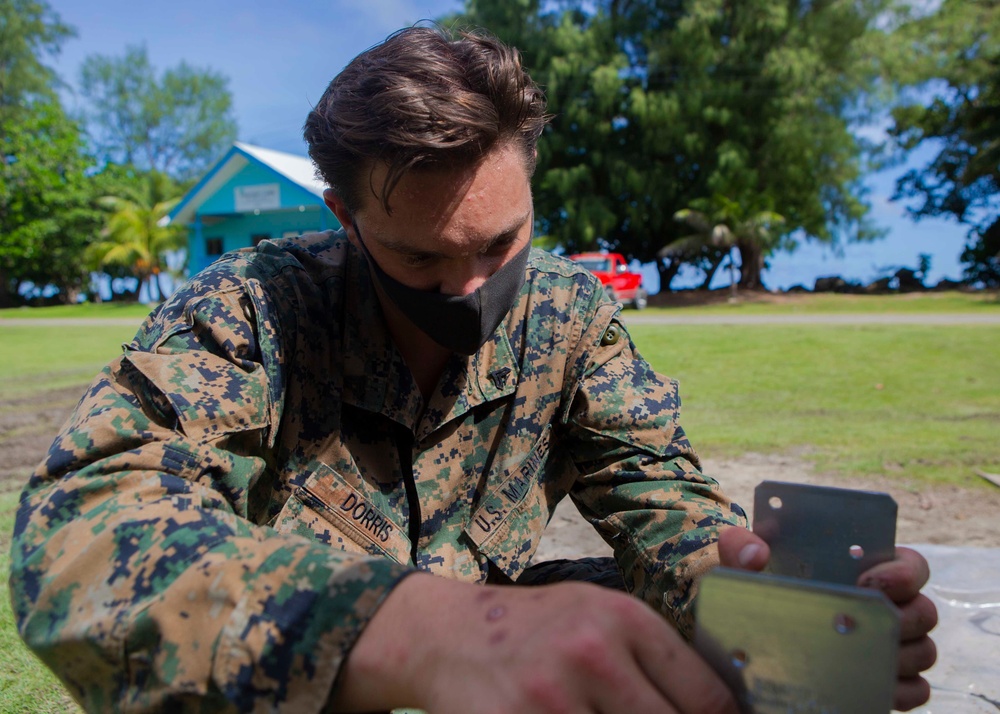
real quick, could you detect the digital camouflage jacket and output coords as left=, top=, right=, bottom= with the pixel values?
left=10, top=231, right=748, bottom=712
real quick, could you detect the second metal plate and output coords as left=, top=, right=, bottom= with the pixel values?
left=753, top=481, right=898, bottom=585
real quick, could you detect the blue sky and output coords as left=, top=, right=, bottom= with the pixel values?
left=48, top=0, right=970, bottom=291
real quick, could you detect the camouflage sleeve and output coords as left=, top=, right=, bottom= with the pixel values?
left=8, top=263, right=412, bottom=712
left=562, top=301, right=749, bottom=638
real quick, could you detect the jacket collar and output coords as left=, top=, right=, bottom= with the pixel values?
left=340, top=241, right=520, bottom=437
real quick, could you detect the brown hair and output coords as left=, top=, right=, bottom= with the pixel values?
left=303, top=26, right=549, bottom=213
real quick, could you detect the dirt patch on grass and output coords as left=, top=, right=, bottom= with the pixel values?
left=3, top=384, right=997, bottom=553
left=0, top=385, right=89, bottom=490
left=536, top=451, right=1000, bottom=561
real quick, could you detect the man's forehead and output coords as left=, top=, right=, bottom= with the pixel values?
left=359, top=143, right=529, bottom=212
left=354, top=144, right=533, bottom=247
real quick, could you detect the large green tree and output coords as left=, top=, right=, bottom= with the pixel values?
left=888, top=0, right=1000, bottom=286
left=0, top=0, right=92, bottom=306
left=0, top=0, right=73, bottom=131
left=0, top=101, right=100, bottom=306
left=453, top=0, right=896, bottom=290
left=79, top=45, right=238, bottom=180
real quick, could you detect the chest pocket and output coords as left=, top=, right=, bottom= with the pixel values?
left=273, top=462, right=411, bottom=564
left=465, top=424, right=553, bottom=580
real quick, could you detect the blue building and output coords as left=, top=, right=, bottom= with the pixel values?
left=169, top=142, right=339, bottom=275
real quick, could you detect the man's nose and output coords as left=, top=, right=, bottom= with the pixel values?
left=439, top=257, right=493, bottom=296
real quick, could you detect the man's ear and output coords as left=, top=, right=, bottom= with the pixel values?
left=323, top=189, right=358, bottom=246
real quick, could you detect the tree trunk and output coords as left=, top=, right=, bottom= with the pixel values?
left=0, top=268, right=17, bottom=308
left=737, top=240, right=766, bottom=290
left=656, top=258, right=683, bottom=292
left=156, top=272, right=170, bottom=303
left=699, top=254, right=726, bottom=290
left=143, top=273, right=159, bottom=303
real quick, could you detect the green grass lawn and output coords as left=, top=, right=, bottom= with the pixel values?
left=0, top=296, right=997, bottom=709
left=0, top=325, right=142, bottom=399
left=629, top=323, right=1000, bottom=487
left=0, top=303, right=152, bottom=320
left=648, top=289, right=1000, bottom=313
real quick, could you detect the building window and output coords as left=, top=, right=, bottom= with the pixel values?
left=206, top=237, right=223, bottom=256
left=252, top=233, right=270, bottom=247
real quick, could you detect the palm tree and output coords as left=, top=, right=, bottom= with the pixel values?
left=87, top=171, right=185, bottom=302
left=661, top=194, right=786, bottom=293
left=659, top=209, right=737, bottom=295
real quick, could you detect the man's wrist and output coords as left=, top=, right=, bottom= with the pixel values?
left=330, top=572, right=470, bottom=712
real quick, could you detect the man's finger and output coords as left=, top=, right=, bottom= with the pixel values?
left=893, top=676, right=932, bottom=712
left=589, top=657, right=685, bottom=714
left=717, top=526, right=770, bottom=571
left=897, top=636, right=937, bottom=678
left=858, top=546, right=931, bottom=601
left=628, top=607, right=740, bottom=714
left=898, top=593, right=939, bottom=641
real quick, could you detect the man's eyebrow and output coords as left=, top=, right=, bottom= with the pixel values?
left=375, top=235, right=443, bottom=257
left=377, top=210, right=533, bottom=257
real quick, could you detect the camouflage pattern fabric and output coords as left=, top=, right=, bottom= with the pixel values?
left=9, top=230, right=748, bottom=712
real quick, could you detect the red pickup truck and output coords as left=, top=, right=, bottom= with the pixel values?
left=568, top=252, right=649, bottom=309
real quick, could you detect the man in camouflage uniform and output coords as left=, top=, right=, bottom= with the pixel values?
left=10, top=26, right=936, bottom=714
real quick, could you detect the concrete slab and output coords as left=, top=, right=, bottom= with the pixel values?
left=904, top=545, right=1000, bottom=713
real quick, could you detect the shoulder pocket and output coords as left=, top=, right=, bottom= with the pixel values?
left=121, top=347, right=270, bottom=442
left=122, top=282, right=282, bottom=445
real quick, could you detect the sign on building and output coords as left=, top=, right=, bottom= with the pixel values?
left=235, top=183, right=281, bottom=212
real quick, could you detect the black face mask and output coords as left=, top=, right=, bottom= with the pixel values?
left=353, top=222, right=531, bottom=355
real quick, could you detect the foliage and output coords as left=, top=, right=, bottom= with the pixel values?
left=0, top=101, right=98, bottom=306
left=0, top=0, right=74, bottom=130
left=961, top=220, right=1000, bottom=287
left=79, top=45, right=238, bottom=180
left=888, top=0, right=1000, bottom=287
left=0, top=0, right=86, bottom=307
left=86, top=170, right=186, bottom=302
left=451, top=0, right=895, bottom=290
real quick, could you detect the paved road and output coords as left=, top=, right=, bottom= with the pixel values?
left=2, top=312, right=1000, bottom=327
left=624, top=312, right=1000, bottom=325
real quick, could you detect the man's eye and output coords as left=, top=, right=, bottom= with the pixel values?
left=404, top=254, right=434, bottom=267
left=483, top=236, right=516, bottom=255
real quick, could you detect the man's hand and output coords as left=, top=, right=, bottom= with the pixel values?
left=332, top=573, right=740, bottom=714
left=718, top=527, right=938, bottom=711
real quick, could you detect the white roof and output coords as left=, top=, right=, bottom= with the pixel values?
left=167, top=142, right=326, bottom=226
left=235, top=142, right=327, bottom=197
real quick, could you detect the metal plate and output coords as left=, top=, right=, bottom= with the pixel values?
left=753, top=481, right=898, bottom=585
left=695, top=568, right=901, bottom=714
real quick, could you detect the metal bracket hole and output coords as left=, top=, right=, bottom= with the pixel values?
left=730, top=648, right=749, bottom=669
left=833, top=613, right=857, bottom=634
